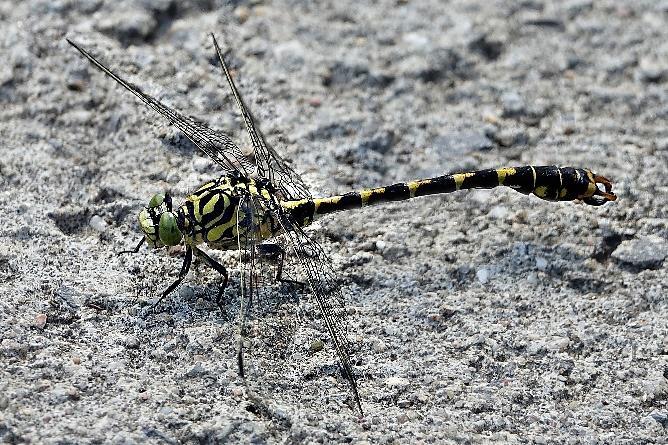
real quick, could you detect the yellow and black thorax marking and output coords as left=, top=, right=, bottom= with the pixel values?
left=176, top=175, right=282, bottom=249
left=282, top=166, right=616, bottom=226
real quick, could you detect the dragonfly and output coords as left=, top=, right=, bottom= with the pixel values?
left=67, top=34, right=617, bottom=415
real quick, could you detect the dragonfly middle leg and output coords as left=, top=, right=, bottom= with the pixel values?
left=192, top=246, right=229, bottom=313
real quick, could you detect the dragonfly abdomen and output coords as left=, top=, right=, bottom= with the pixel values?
left=282, top=166, right=617, bottom=226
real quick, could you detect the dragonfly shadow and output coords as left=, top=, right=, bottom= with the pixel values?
left=484, top=241, right=609, bottom=294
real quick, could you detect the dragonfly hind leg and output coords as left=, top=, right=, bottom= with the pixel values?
left=256, top=243, right=305, bottom=289
left=192, top=246, right=229, bottom=313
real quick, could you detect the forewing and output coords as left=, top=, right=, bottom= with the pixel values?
left=211, top=35, right=312, bottom=201
left=67, top=39, right=254, bottom=176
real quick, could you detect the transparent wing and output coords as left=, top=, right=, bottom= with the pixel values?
left=211, top=35, right=312, bottom=201
left=67, top=39, right=254, bottom=176
left=233, top=192, right=360, bottom=413
left=234, top=194, right=304, bottom=412
left=265, top=204, right=362, bottom=412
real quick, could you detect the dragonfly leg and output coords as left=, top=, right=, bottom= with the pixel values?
left=192, top=246, right=229, bottom=313
left=117, top=237, right=145, bottom=255
left=150, top=245, right=193, bottom=311
left=257, top=243, right=305, bottom=289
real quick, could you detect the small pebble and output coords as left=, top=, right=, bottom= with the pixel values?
left=72, top=356, right=81, bottom=365
left=34, top=313, right=47, bottom=329
left=385, top=376, right=410, bottom=387
left=434, top=130, right=493, bottom=154
left=612, top=236, right=667, bottom=270
left=185, top=362, right=206, bottom=377
left=192, top=156, right=213, bottom=173
left=488, top=205, right=509, bottom=220
left=68, top=387, right=80, bottom=400
left=650, top=410, right=668, bottom=428
left=535, top=257, right=548, bottom=271
left=233, top=5, right=250, bottom=23
left=372, top=339, right=387, bottom=352
left=124, top=335, right=140, bottom=349
left=501, top=91, right=526, bottom=117
left=493, top=128, right=527, bottom=147
left=89, top=215, right=107, bottom=232
left=547, top=336, right=570, bottom=352
left=397, top=399, right=411, bottom=408
left=642, top=370, right=668, bottom=401
left=635, top=58, right=667, bottom=83
left=309, top=339, right=324, bottom=352
left=476, top=268, right=490, bottom=284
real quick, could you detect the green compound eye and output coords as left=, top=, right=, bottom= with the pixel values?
left=158, top=212, right=183, bottom=246
left=148, top=193, right=165, bottom=208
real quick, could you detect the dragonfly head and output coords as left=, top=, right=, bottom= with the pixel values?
left=138, top=193, right=183, bottom=248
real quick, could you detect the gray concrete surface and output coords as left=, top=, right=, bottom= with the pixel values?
left=1, top=0, right=667, bottom=443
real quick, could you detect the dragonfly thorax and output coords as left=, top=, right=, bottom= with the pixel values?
left=176, top=175, right=282, bottom=250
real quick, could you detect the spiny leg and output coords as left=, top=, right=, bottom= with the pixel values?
left=192, top=246, right=229, bottom=313
left=256, top=243, right=305, bottom=289
left=117, top=237, right=145, bottom=255
left=150, top=245, right=193, bottom=311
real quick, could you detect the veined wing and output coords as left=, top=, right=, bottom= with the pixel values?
left=211, top=35, right=312, bottom=201
left=67, top=39, right=254, bottom=176
left=233, top=193, right=304, bottom=415
left=266, top=204, right=362, bottom=413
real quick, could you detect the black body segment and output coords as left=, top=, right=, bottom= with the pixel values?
left=282, top=166, right=616, bottom=226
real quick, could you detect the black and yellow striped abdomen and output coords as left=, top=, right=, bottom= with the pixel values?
left=282, top=166, right=616, bottom=227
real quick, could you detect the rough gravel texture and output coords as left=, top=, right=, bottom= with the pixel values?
left=2, top=0, right=668, bottom=443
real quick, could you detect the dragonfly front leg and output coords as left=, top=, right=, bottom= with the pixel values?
left=150, top=245, right=193, bottom=311
left=117, top=237, right=145, bottom=255
left=192, top=246, right=229, bottom=313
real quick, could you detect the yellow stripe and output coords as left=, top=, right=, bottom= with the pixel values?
left=453, top=172, right=475, bottom=190
left=530, top=166, right=537, bottom=189
left=408, top=181, right=419, bottom=198
left=534, top=186, right=548, bottom=198
left=206, top=212, right=240, bottom=242
left=202, top=193, right=220, bottom=216
left=260, top=187, right=271, bottom=200
left=314, top=196, right=342, bottom=211
left=408, top=179, right=434, bottom=197
left=281, top=199, right=308, bottom=210
left=360, top=189, right=373, bottom=205
left=496, top=167, right=516, bottom=185
left=191, top=198, right=202, bottom=222
left=194, top=181, right=215, bottom=193
left=204, top=211, right=227, bottom=230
